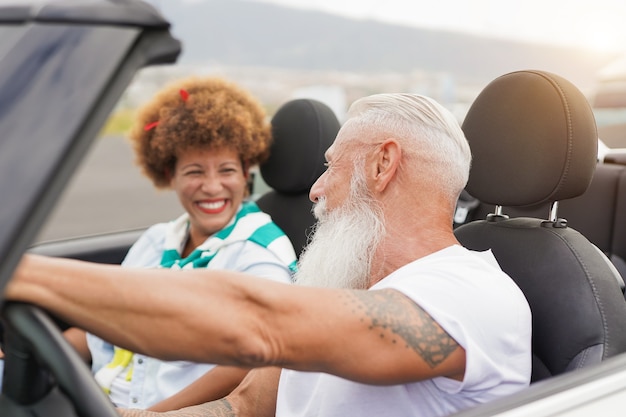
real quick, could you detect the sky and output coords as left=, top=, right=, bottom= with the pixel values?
left=140, top=0, right=626, bottom=53
left=5, top=0, right=625, bottom=52
left=240, top=0, right=626, bottom=53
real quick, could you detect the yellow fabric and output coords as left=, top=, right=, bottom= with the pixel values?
left=95, top=346, right=134, bottom=393
left=108, top=347, right=133, bottom=370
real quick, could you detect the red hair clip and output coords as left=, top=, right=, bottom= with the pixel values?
left=144, top=121, right=159, bottom=131
left=143, top=89, right=188, bottom=132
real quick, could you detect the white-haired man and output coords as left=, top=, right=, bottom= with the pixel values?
left=7, top=93, right=531, bottom=417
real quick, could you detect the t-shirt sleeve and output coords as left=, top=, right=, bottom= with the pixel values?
left=373, top=249, right=531, bottom=395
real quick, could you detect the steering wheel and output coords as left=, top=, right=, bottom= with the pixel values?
left=1, top=302, right=119, bottom=417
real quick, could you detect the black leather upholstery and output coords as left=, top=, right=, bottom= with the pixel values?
left=468, top=163, right=626, bottom=280
left=455, top=70, right=626, bottom=382
left=256, top=98, right=340, bottom=257
left=463, top=70, right=598, bottom=206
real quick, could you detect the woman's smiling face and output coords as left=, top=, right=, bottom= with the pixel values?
left=170, top=146, right=248, bottom=246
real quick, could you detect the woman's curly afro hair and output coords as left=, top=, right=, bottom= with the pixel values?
left=128, top=76, right=272, bottom=189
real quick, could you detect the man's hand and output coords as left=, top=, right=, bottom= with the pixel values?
left=118, top=399, right=234, bottom=416
left=116, top=367, right=281, bottom=417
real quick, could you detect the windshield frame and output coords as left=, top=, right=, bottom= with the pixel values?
left=0, top=10, right=180, bottom=307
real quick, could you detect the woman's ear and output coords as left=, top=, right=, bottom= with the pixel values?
left=371, top=138, right=401, bottom=193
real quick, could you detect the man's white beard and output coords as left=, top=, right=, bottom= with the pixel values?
left=294, top=174, right=384, bottom=289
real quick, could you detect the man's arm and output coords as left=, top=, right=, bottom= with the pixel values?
left=147, top=366, right=249, bottom=412
left=123, top=398, right=234, bottom=417
left=121, top=367, right=281, bottom=417
left=7, top=254, right=465, bottom=385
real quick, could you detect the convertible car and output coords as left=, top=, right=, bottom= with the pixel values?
left=2, top=1, right=626, bottom=416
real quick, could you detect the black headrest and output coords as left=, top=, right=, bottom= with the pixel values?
left=461, top=70, right=598, bottom=207
left=262, top=99, right=340, bottom=194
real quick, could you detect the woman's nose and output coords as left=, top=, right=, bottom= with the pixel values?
left=201, top=174, right=223, bottom=194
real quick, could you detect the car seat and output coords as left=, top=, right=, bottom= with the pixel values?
left=455, top=70, right=626, bottom=382
left=256, top=98, right=340, bottom=257
left=462, top=163, right=626, bottom=282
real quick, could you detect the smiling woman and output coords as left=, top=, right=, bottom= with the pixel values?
left=167, top=147, right=250, bottom=257
left=63, top=75, right=298, bottom=412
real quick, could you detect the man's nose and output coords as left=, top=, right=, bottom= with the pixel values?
left=309, top=174, right=324, bottom=203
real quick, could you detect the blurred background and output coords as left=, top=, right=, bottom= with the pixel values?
left=36, top=0, right=626, bottom=242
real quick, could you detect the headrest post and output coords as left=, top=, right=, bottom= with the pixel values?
left=548, top=201, right=559, bottom=222
left=485, top=205, right=509, bottom=222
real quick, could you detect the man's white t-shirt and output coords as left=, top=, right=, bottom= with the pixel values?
left=276, top=245, right=531, bottom=417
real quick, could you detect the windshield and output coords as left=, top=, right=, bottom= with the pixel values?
left=0, top=12, right=179, bottom=304
left=0, top=26, right=27, bottom=59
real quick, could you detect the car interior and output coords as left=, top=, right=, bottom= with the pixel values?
left=460, top=159, right=626, bottom=280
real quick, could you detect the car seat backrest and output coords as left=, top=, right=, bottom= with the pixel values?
left=256, top=98, right=340, bottom=257
left=612, top=164, right=626, bottom=276
left=455, top=70, right=626, bottom=382
left=464, top=162, right=626, bottom=281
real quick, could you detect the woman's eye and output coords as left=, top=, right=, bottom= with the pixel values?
left=184, top=170, right=202, bottom=176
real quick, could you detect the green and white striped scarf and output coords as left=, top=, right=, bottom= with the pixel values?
left=94, top=201, right=297, bottom=394
left=161, top=201, right=297, bottom=271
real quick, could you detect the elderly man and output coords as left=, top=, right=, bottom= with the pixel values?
left=7, top=93, right=531, bottom=417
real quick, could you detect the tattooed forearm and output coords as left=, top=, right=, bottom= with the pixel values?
left=175, top=399, right=234, bottom=417
left=346, top=289, right=459, bottom=368
left=119, top=399, right=235, bottom=417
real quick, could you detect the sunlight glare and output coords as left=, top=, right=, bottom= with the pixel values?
left=255, top=0, right=626, bottom=52
left=578, top=12, right=625, bottom=52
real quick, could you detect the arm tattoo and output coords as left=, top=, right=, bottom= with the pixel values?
left=346, top=289, right=459, bottom=368
left=119, top=399, right=235, bottom=417
left=173, top=399, right=234, bottom=417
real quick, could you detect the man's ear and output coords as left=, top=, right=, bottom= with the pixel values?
left=370, top=138, right=401, bottom=193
